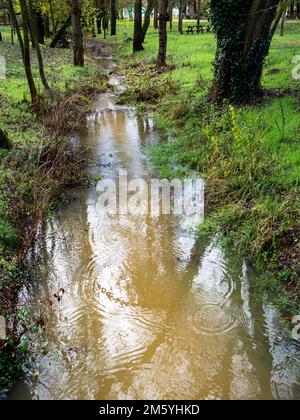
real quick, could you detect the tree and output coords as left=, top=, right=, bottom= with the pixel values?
left=27, top=0, right=50, bottom=90
left=50, top=15, right=71, bottom=48
left=31, top=1, right=45, bottom=44
left=178, top=0, right=184, bottom=33
left=70, top=0, right=84, bottom=66
left=45, top=0, right=70, bottom=33
left=133, top=0, right=144, bottom=52
left=211, top=0, right=281, bottom=102
left=196, top=0, right=201, bottom=26
left=81, top=0, right=98, bottom=36
left=142, top=0, right=155, bottom=42
left=168, top=0, right=174, bottom=30
left=272, top=1, right=288, bottom=37
left=157, top=0, right=168, bottom=67
left=95, top=0, right=109, bottom=38
left=289, top=0, right=300, bottom=18
left=0, top=128, right=11, bottom=150
left=19, top=0, right=38, bottom=105
left=154, top=0, right=158, bottom=29
left=8, top=1, right=24, bottom=52
left=110, top=0, right=117, bottom=35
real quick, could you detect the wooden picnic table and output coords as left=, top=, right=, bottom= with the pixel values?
left=184, top=24, right=211, bottom=35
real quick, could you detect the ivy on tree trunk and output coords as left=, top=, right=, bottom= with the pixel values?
left=211, top=0, right=281, bottom=103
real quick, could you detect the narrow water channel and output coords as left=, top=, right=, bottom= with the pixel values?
left=9, top=56, right=300, bottom=400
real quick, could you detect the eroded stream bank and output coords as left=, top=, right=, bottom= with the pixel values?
left=9, top=54, right=300, bottom=400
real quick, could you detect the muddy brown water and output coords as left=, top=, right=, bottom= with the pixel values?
left=9, top=57, right=300, bottom=400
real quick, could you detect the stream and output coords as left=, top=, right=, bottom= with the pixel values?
left=9, top=54, right=300, bottom=400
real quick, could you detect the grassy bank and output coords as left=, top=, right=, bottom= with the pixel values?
left=103, top=20, right=300, bottom=312
left=0, top=28, right=107, bottom=394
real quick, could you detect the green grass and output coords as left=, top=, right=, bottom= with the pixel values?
left=240, top=98, right=300, bottom=189
left=0, top=26, right=100, bottom=101
left=105, top=20, right=215, bottom=88
left=101, top=19, right=300, bottom=311
left=102, top=19, right=300, bottom=89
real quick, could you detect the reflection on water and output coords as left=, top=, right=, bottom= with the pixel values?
left=9, top=68, right=300, bottom=401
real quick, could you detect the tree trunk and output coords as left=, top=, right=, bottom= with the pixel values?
left=157, top=0, right=168, bottom=67
left=96, top=0, right=107, bottom=36
left=70, top=0, right=84, bottom=66
left=154, top=1, right=159, bottom=29
left=178, top=0, right=183, bottom=33
left=8, top=0, right=24, bottom=54
left=211, top=0, right=281, bottom=102
left=197, top=0, right=201, bottom=26
left=280, top=11, right=286, bottom=36
left=290, top=2, right=294, bottom=19
left=271, top=1, right=286, bottom=37
left=133, top=0, right=144, bottom=52
left=43, top=15, right=51, bottom=38
left=0, top=128, right=11, bottom=150
left=142, top=0, right=155, bottom=42
left=50, top=15, right=71, bottom=48
left=96, top=14, right=102, bottom=34
left=27, top=0, right=50, bottom=91
left=169, top=6, right=173, bottom=30
left=110, top=0, right=117, bottom=35
left=103, top=15, right=109, bottom=39
left=19, top=0, right=38, bottom=105
left=32, top=5, right=45, bottom=44
left=10, top=21, right=14, bottom=45
left=49, top=0, right=56, bottom=31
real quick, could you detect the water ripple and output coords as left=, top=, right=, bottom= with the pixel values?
left=190, top=302, right=250, bottom=337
